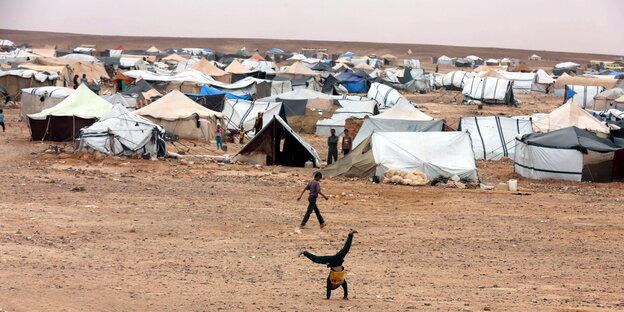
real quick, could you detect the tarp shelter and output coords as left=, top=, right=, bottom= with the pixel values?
left=20, top=86, right=74, bottom=119
left=565, top=85, right=605, bottom=109
left=315, top=99, right=379, bottom=136
left=134, top=90, right=223, bottom=141
left=335, top=71, right=369, bottom=93
left=77, top=104, right=163, bottom=156
left=554, top=73, right=619, bottom=90
left=462, top=76, right=515, bottom=104
left=532, top=102, right=609, bottom=134
left=28, top=84, right=113, bottom=141
left=190, top=58, right=231, bottom=83
left=459, top=116, right=533, bottom=160
left=514, top=126, right=624, bottom=182
left=593, top=88, right=624, bottom=111
left=352, top=117, right=443, bottom=148
left=235, top=115, right=321, bottom=167
left=222, top=99, right=284, bottom=131
left=321, top=131, right=478, bottom=182
left=372, top=98, right=433, bottom=120
left=367, top=82, right=404, bottom=108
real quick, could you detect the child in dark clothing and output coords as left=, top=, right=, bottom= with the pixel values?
left=297, top=171, right=328, bottom=228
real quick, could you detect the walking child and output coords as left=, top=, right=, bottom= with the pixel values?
left=297, top=171, right=327, bottom=228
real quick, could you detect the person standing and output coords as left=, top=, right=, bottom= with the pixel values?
left=239, top=127, right=245, bottom=144
left=72, top=75, right=79, bottom=89
left=297, top=171, right=327, bottom=229
left=298, top=229, right=358, bottom=300
left=341, top=129, right=352, bottom=156
left=253, top=112, right=263, bottom=134
left=215, top=123, right=223, bottom=150
left=80, top=74, right=88, bottom=85
left=0, top=109, right=5, bottom=132
left=327, top=129, right=338, bottom=164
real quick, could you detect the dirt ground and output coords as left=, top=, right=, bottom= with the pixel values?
left=1, top=89, right=623, bottom=312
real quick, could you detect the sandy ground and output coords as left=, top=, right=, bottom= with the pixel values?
left=1, top=90, right=623, bottom=312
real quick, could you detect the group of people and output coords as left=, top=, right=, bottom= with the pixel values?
left=326, top=128, right=352, bottom=165
left=297, top=171, right=358, bottom=300
left=213, top=112, right=264, bottom=150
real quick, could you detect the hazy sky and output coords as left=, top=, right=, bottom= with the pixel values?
left=1, top=0, right=622, bottom=55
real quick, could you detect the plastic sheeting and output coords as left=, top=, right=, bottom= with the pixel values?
left=462, top=76, right=514, bottom=104
left=514, top=140, right=583, bottom=181
left=222, top=99, right=282, bottom=131
left=460, top=116, right=533, bottom=160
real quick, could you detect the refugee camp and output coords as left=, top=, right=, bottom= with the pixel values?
left=0, top=0, right=623, bottom=310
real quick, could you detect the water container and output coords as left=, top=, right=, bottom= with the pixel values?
left=304, top=160, right=313, bottom=168
left=508, top=179, right=518, bottom=192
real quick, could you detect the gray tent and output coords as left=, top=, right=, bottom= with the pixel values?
left=352, top=118, right=444, bottom=149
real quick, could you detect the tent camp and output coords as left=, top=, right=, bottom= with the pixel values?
left=315, top=99, right=378, bottom=136
left=459, top=116, right=533, bottom=160
left=462, top=76, right=515, bottom=104
left=190, top=58, right=231, bottom=83
left=222, top=99, right=283, bottom=131
left=372, top=98, right=433, bottom=120
left=235, top=115, right=321, bottom=167
left=77, top=104, right=164, bottom=156
left=20, top=86, right=74, bottom=119
left=134, top=90, right=223, bottom=141
left=593, top=88, right=624, bottom=111
left=514, top=126, right=624, bottom=182
left=566, top=85, right=605, bottom=109
left=28, top=84, right=113, bottom=141
left=532, top=102, right=609, bottom=134
left=352, top=117, right=444, bottom=148
left=367, top=82, right=404, bottom=108
left=321, top=131, right=478, bottom=182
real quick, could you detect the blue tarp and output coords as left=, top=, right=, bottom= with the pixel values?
left=187, top=85, right=252, bottom=100
left=267, top=48, right=284, bottom=53
left=203, top=48, right=212, bottom=53
left=340, top=51, right=360, bottom=57
left=599, top=69, right=624, bottom=76
left=335, top=72, right=368, bottom=93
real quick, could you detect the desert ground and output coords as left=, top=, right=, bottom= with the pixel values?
left=1, top=85, right=623, bottom=311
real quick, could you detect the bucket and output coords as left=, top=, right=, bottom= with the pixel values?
left=508, top=179, right=518, bottom=192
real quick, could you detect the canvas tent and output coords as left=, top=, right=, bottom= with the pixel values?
left=462, top=76, right=515, bottom=104
left=315, top=99, right=379, bottom=136
left=593, top=88, right=624, bottom=111
left=28, top=84, right=113, bottom=141
left=101, top=93, right=134, bottom=110
left=321, top=131, right=478, bottom=182
left=566, top=85, right=605, bottom=109
left=277, top=61, right=319, bottom=79
left=440, top=71, right=471, bottom=90
left=459, top=116, right=533, bottom=160
left=134, top=90, right=223, bottom=141
left=514, top=127, right=624, bottom=182
left=222, top=99, right=283, bottom=131
left=235, top=115, right=321, bottom=167
left=500, top=72, right=535, bottom=93
left=225, top=59, right=252, bottom=74
left=77, top=104, right=164, bottom=156
left=532, top=102, right=609, bottom=134
left=531, top=69, right=555, bottom=92
left=554, top=73, right=618, bottom=90
left=20, top=86, right=74, bottom=119
left=190, top=58, right=231, bottom=83
left=373, top=98, right=433, bottom=120
left=351, top=117, right=444, bottom=148
left=529, top=54, right=541, bottom=61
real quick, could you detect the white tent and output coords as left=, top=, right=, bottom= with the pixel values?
left=61, top=54, right=100, bottom=62
left=367, top=82, right=404, bottom=108
left=372, top=98, right=433, bottom=120
left=133, top=90, right=223, bottom=141
left=441, top=71, right=472, bottom=90
left=531, top=69, right=555, bottom=92
left=500, top=72, right=536, bottom=93
left=352, top=117, right=444, bottom=149
left=566, top=85, right=605, bottom=109
left=462, top=76, right=514, bottom=104
left=437, top=55, right=452, bottom=65
left=315, top=99, right=378, bottom=136
left=101, top=93, right=135, bottom=110
left=20, top=86, right=74, bottom=119
left=78, top=104, right=163, bottom=156
left=532, top=102, right=609, bottom=134
left=222, top=99, right=282, bottom=131
left=594, top=88, right=624, bottom=111
left=460, top=116, right=533, bottom=160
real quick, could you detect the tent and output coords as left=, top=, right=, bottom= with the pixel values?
left=146, top=46, right=160, bottom=53
left=352, top=117, right=443, bottom=148
left=593, top=88, right=624, bottom=111
left=225, top=59, right=252, bottom=74
left=440, top=71, right=471, bottom=90
left=28, top=84, right=113, bottom=141
left=258, top=89, right=335, bottom=116
left=462, top=76, right=515, bottom=104
left=162, top=54, right=186, bottom=64
left=532, top=102, right=609, bottom=134
left=248, top=52, right=266, bottom=61
left=321, top=131, right=478, bottom=182
left=367, top=82, right=404, bottom=108
left=531, top=69, right=555, bottom=92
left=459, top=116, right=533, bottom=160
left=511, top=64, right=534, bottom=72
left=235, top=115, right=320, bottom=167
left=101, top=93, right=134, bottom=110
left=77, top=104, right=163, bottom=156
left=565, top=85, right=605, bottom=109
left=529, top=54, right=541, bottom=61
left=133, top=90, right=223, bottom=141
left=277, top=61, right=319, bottom=79
left=267, top=48, right=284, bottom=54
left=315, top=99, right=379, bottom=136
left=222, top=99, right=283, bottom=131
left=554, top=73, right=619, bottom=90
left=614, top=95, right=624, bottom=111
left=20, top=86, right=74, bottom=119
left=514, top=127, right=624, bottom=182
left=372, top=98, right=433, bottom=120
left=188, top=85, right=252, bottom=100
left=190, top=58, right=231, bottom=83
left=122, top=79, right=160, bottom=100
left=334, top=71, right=369, bottom=93
left=500, top=72, right=536, bottom=93
left=437, top=55, right=453, bottom=65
